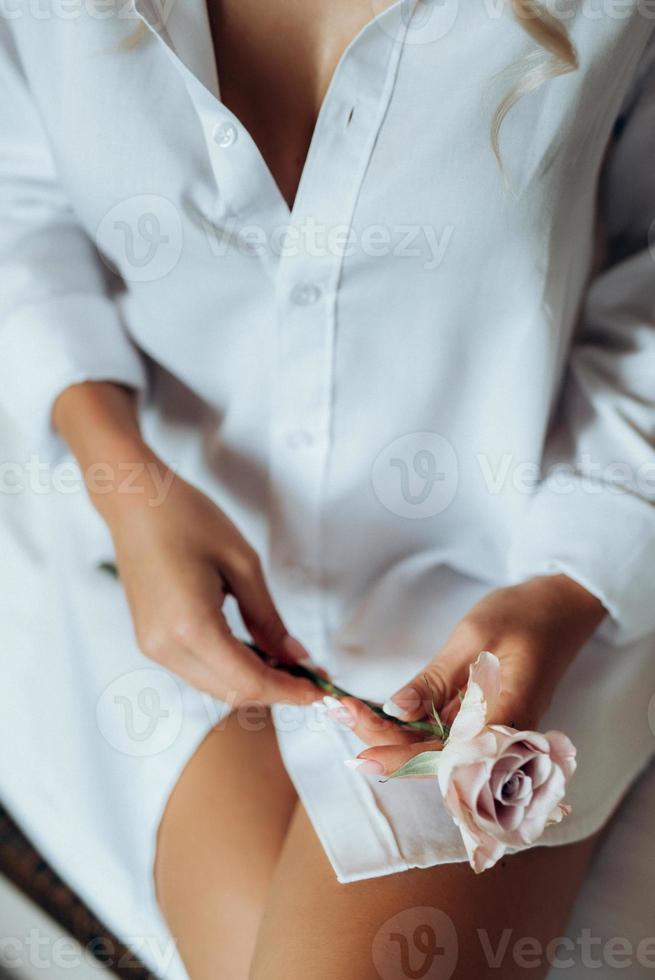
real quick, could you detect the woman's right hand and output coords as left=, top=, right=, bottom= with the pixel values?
left=106, top=468, right=321, bottom=707
left=54, top=382, right=321, bottom=708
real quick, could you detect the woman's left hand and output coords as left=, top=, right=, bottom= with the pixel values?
left=338, top=574, right=607, bottom=777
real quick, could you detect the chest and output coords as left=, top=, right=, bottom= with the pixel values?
left=21, top=0, right=645, bottom=269
left=205, top=0, right=396, bottom=207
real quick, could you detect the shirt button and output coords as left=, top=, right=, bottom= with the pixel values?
left=212, top=121, right=238, bottom=148
left=286, top=429, right=315, bottom=449
left=290, top=282, right=322, bottom=306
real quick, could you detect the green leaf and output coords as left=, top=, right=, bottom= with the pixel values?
left=423, top=673, right=450, bottom=742
left=430, top=698, right=447, bottom=741
left=385, top=750, right=442, bottom=780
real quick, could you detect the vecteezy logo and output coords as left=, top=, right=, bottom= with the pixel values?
left=392, top=448, right=441, bottom=506
left=371, top=432, right=459, bottom=519
left=95, top=194, right=184, bottom=282
left=114, top=687, right=168, bottom=742
left=372, top=907, right=458, bottom=979
left=96, top=668, right=184, bottom=756
left=371, top=0, right=460, bottom=46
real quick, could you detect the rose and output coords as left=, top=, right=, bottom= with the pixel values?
left=333, top=575, right=600, bottom=872
left=390, top=652, right=577, bottom=873
left=439, top=723, right=576, bottom=873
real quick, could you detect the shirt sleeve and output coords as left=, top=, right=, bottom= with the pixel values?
left=0, top=25, right=147, bottom=461
left=507, top=35, right=655, bottom=645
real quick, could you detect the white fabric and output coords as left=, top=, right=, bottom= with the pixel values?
left=1, top=2, right=655, bottom=976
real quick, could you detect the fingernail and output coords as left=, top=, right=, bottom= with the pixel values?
left=322, top=695, right=356, bottom=729
left=323, top=695, right=342, bottom=710
left=383, top=686, right=421, bottom=719
left=344, top=758, right=384, bottom=775
left=283, top=635, right=312, bottom=662
left=382, top=699, right=408, bottom=720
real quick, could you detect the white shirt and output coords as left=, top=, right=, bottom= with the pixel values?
left=1, top=4, right=655, bottom=972
left=2, top=0, right=654, bottom=645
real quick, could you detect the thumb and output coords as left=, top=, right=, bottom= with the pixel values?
left=382, top=643, right=472, bottom=723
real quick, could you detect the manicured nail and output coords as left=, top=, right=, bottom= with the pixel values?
left=323, top=696, right=343, bottom=710
left=322, top=695, right=356, bottom=729
left=383, top=686, right=421, bottom=719
left=344, top=758, right=385, bottom=775
left=382, top=699, right=408, bottom=720
left=283, top=635, right=312, bottom=662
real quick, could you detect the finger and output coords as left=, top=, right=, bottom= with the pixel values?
left=346, top=739, right=444, bottom=778
left=222, top=550, right=312, bottom=666
left=337, top=696, right=421, bottom=747
left=167, top=646, right=317, bottom=709
left=190, top=607, right=321, bottom=706
left=241, top=645, right=323, bottom=705
left=381, top=637, right=473, bottom=723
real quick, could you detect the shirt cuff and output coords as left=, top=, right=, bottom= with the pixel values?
left=0, top=292, right=147, bottom=461
left=507, top=476, right=655, bottom=645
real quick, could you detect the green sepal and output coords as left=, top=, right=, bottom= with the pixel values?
left=385, top=750, right=442, bottom=780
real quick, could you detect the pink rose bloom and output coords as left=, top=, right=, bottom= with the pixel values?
left=437, top=651, right=577, bottom=874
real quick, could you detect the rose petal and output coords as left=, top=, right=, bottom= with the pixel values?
left=445, top=791, right=507, bottom=873
left=518, top=766, right=567, bottom=844
left=490, top=764, right=510, bottom=801
left=546, top=802, right=572, bottom=826
left=495, top=800, right=526, bottom=833
left=437, top=730, right=497, bottom=797
left=500, top=771, right=529, bottom=803
left=490, top=760, right=520, bottom=800
left=446, top=766, right=504, bottom=840
left=509, top=772, right=533, bottom=803
left=489, top=726, right=551, bottom=756
left=545, top=730, right=577, bottom=780
left=522, top=752, right=553, bottom=790
left=453, top=760, right=491, bottom=798
left=476, top=781, right=498, bottom=822
left=448, top=652, right=501, bottom=742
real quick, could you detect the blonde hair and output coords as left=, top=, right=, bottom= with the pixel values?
left=492, top=0, right=578, bottom=158
left=123, top=0, right=578, bottom=157
left=122, top=19, right=149, bottom=49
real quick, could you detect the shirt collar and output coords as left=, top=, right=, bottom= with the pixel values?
left=132, top=0, right=220, bottom=99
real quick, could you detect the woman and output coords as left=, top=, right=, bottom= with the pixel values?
left=1, top=0, right=654, bottom=977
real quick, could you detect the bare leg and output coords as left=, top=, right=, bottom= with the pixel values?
left=154, top=709, right=297, bottom=980
left=250, top=803, right=602, bottom=980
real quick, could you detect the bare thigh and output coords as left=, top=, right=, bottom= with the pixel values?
left=250, top=803, right=602, bottom=980
left=154, top=708, right=297, bottom=980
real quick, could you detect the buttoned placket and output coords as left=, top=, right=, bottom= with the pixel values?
left=267, top=15, right=415, bottom=658
left=130, top=0, right=416, bottom=661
